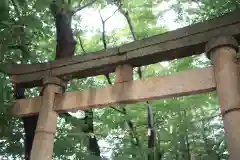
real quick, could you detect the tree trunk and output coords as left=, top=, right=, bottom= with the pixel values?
left=83, top=109, right=101, bottom=156
left=147, top=103, right=155, bottom=160
left=15, top=86, right=38, bottom=160
left=55, top=12, right=76, bottom=58
left=179, top=110, right=191, bottom=160
left=54, top=8, right=101, bottom=158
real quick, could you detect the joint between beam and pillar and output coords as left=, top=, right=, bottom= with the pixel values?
left=30, top=76, right=66, bottom=160
left=42, top=76, right=67, bottom=91
left=205, top=35, right=239, bottom=60
left=115, top=64, right=133, bottom=83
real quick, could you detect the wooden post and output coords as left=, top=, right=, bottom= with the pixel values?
left=30, top=77, right=66, bottom=160
left=115, top=64, right=133, bottom=107
left=205, top=36, right=239, bottom=160
left=115, top=64, right=133, bottom=83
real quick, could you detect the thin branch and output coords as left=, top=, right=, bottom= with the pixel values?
left=119, top=8, right=137, bottom=40
left=105, top=73, right=112, bottom=85
left=78, top=33, right=86, bottom=54
left=105, top=7, right=120, bottom=21
left=192, top=113, right=221, bottom=124
left=8, top=44, right=23, bottom=50
left=137, top=66, right=142, bottom=79
left=99, top=5, right=120, bottom=22
left=72, top=0, right=97, bottom=15
left=10, top=0, right=20, bottom=18
left=99, top=7, right=119, bottom=50
left=98, top=10, right=107, bottom=49
left=110, top=106, right=126, bottom=114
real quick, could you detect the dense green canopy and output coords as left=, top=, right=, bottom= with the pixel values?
left=0, top=0, right=239, bottom=159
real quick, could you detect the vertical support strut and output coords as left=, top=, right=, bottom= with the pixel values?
left=30, top=77, right=66, bottom=160
left=205, top=36, right=239, bottom=160
left=115, top=64, right=133, bottom=83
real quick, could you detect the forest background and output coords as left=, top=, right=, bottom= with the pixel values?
left=0, top=0, right=239, bottom=159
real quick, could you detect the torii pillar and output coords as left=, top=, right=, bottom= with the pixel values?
left=30, top=77, right=66, bottom=160
left=205, top=36, right=239, bottom=159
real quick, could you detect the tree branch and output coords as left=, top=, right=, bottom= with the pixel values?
left=105, top=7, right=120, bottom=21
left=78, top=33, right=86, bottom=54
left=98, top=10, right=107, bottom=49
left=99, top=7, right=119, bottom=50
left=72, top=0, right=97, bottom=15
left=10, top=0, right=20, bottom=18
left=119, top=9, right=137, bottom=40
left=110, top=106, right=126, bottom=114
left=105, top=73, right=112, bottom=85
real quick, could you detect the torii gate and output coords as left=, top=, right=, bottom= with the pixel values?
left=3, top=10, right=240, bottom=160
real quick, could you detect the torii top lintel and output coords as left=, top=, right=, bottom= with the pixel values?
left=2, top=10, right=240, bottom=88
